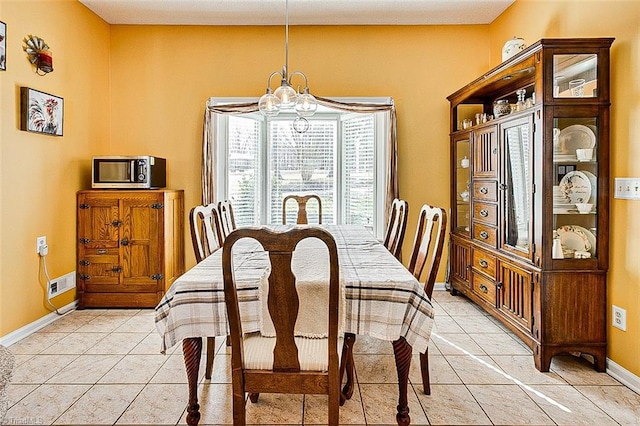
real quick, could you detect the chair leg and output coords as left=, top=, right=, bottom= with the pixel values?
left=232, top=387, right=247, bottom=426
left=328, top=389, right=340, bottom=425
left=420, top=348, right=431, bottom=395
left=249, top=393, right=260, bottom=403
left=205, top=337, right=215, bottom=380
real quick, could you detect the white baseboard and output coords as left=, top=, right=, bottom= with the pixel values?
left=0, top=301, right=77, bottom=347
left=607, top=358, right=640, bottom=394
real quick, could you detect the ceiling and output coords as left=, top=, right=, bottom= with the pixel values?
left=78, top=0, right=516, bottom=26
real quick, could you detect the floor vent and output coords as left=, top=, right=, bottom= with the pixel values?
left=48, top=271, right=76, bottom=299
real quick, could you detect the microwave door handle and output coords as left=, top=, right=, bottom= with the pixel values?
left=130, top=161, right=136, bottom=182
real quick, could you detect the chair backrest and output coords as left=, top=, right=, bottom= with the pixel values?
left=189, top=203, right=223, bottom=263
left=217, top=200, right=237, bottom=241
left=282, top=194, right=323, bottom=225
left=382, top=198, right=409, bottom=260
left=222, top=227, right=340, bottom=419
left=407, top=204, right=447, bottom=298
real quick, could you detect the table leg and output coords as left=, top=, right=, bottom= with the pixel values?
left=183, top=337, right=202, bottom=426
left=392, top=337, right=412, bottom=426
left=340, top=333, right=356, bottom=405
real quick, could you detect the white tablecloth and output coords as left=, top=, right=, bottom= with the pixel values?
left=155, top=225, right=434, bottom=353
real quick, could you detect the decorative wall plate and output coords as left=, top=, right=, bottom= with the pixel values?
left=559, top=171, right=592, bottom=204
left=557, top=225, right=592, bottom=253
left=558, top=125, right=596, bottom=154
left=580, top=170, right=597, bottom=204
left=572, top=225, right=596, bottom=255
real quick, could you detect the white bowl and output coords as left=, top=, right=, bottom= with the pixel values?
left=576, top=148, right=594, bottom=161
left=575, top=203, right=593, bottom=214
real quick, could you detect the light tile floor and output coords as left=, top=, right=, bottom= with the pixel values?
left=4, top=290, right=640, bottom=425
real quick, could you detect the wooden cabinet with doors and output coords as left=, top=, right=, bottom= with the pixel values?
left=448, top=38, right=613, bottom=371
left=76, top=189, right=184, bottom=308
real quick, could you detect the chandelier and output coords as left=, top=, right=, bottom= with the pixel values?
left=258, top=0, right=318, bottom=121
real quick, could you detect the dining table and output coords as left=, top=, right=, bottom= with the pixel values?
left=155, top=224, right=435, bottom=426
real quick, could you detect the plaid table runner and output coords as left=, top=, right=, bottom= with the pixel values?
left=154, top=225, right=434, bottom=354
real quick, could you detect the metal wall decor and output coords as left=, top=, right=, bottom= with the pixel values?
left=23, top=34, right=53, bottom=75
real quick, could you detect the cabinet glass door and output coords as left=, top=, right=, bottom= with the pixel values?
left=553, top=54, right=598, bottom=98
left=454, top=133, right=471, bottom=235
left=552, top=116, right=598, bottom=260
left=501, top=118, right=533, bottom=256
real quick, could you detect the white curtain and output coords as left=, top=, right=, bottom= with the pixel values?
left=201, top=97, right=398, bottom=222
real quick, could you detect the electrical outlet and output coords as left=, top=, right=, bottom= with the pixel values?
left=612, top=305, right=627, bottom=331
left=36, top=236, right=47, bottom=254
left=614, top=178, right=640, bottom=200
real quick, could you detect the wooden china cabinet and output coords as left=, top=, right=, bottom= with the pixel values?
left=76, top=189, right=184, bottom=308
left=448, top=38, right=613, bottom=371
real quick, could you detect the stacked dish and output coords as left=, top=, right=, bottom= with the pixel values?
left=553, top=185, right=574, bottom=213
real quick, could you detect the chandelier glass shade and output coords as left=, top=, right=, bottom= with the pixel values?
left=258, top=0, right=317, bottom=118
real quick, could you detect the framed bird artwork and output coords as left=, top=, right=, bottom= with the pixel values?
left=20, top=87, right=64, bottom=136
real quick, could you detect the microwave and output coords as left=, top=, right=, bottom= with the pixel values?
left=92, top=156, right=166, bottom=189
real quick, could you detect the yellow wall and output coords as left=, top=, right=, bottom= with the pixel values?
left=0, top=0, right=110, bottom=334
left=1, top=0, right=639, bottom=379
left=108, top=24, right=491, bottom=268
left=489, top=0, right=640, bottom=380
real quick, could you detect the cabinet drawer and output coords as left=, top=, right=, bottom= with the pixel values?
left=472, top=273, right=497, bottom=306
left=472, top=248, right=497, bottom=278
left=473, top=223, right=497, bottom=247
left=473, top=202, right=497, bottom=225
left=473, top=181, right=497, bottom=202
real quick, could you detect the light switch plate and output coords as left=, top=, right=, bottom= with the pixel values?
left=614, top=178, right=640, bottom=200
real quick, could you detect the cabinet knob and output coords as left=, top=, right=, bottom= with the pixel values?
left=492, top=148, right=498, bottom=155
left=499, top=183, right=508, bottom=190
left=480, top=231, right=489, bottom=239
left=479, top=284, right=488, bottom=293
left=480, top=209, right=489, bottom=217
left=112, top=220, right=122, bottom=227
left=108, top=266, right=122, bottom=273
left=79, top=260, right=90, bottom=266
left=120, top=238, right=129, bottom=246
left=479, top=187, right=489, bottom=194
left=479, top=259, right=488, bottom=268
left=79, top=238, right=90, bottom=244
left=497, top=281, right=503, bottom=290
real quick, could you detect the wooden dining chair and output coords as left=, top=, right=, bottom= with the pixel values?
left=222, top=227, right=342, bottom=425
left=282, top=194, right=322, bottom=224
left=218, top=200, right=237, bottom=241
left=382, top=198, right=409, bottom=260
left=407, top=204, right=447, bottom=395
left=189, top=203, right=223, bottom=263
left=188, top=203, right=224, bottom=379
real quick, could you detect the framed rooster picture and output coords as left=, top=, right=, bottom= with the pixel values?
left=20, top=87, right=64, bottom=136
